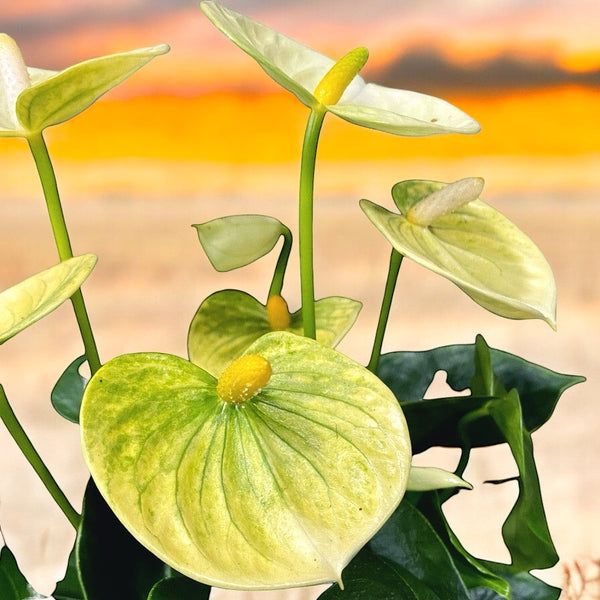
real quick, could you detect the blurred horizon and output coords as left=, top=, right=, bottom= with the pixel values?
left=0, top=0, right=598, bottom=193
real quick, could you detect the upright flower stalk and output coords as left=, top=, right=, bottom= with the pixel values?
left=298, top=109, right=326, bottom=338
left=0, top=33, right=168, bottom=373
left=0, top=385, right=80, bottom=528
left=27, top=132, right=102, bottom=373
left=199, top=0, right=481, bottom=339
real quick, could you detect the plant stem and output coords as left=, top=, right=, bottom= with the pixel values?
left=367, top=249, right=404, bottom=374
left=298, top=108, right=326, bottom=339
left=268, top=226, right=293, bottom=298
left=0, top=385, right=81, bottom=529
left=27, top=132, right=101, bottom=375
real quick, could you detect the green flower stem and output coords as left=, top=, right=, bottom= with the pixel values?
left=268, top=226, right=293, bottom=298
left=0, top=385, right=81, bottom=529
left=367, top=249, right=404, bottom=374
left=298, top=108, right=326, bottom=339
left=27, top=132, right=101, bottom=375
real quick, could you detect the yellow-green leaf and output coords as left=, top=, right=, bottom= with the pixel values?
left=0, top=254, right=97, bottom=344
left=80, top=332, right=411, bottom=589
left=16, top=44, right=169, bottom=134
left=187, top=289, right=361, bottom=376
left=360, top=179, right=556, bottom=327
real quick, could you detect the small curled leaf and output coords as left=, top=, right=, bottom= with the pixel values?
left=194, top=214, right=290, bottom=271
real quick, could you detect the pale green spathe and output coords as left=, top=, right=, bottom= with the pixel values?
left=407, top=466, right=472, bottom=492
left=0, top=254, right=97, bottom=344
left=81, top=332, right=411, bottom=589
left=194, top=214, right=288, bottom=271
left=199, top=1, right=480, bottom=136
left=360, top=179, right=556, bottom=327
left=0, top=33, right=168, bottom=136
left=188, top=289, right=361, bottom=376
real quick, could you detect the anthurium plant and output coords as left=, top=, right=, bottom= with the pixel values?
left=0, top=2, right=584, bottom=599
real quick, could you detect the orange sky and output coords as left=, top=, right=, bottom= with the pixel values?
left=0, top=1, right=598, bottom=196
left=21, top=84, right=595, bottom=164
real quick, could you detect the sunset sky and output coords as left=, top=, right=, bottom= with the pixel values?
left=0, top=0, right=598, bottom=192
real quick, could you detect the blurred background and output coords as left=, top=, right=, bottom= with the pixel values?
left=0, top=0, right=598, bottom=597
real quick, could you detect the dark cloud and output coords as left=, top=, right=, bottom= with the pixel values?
left=371, top=48, right=600, bottom=94
left=0, top=1, right=190, bottom=42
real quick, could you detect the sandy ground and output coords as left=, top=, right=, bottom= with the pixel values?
left=0, top=159, right=598, bottom=597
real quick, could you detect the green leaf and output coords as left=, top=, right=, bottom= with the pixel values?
left=52, top=541, right=84, bottom=600
left=319, top=547, right=439, bottom=600
left=360, top=179, right=556, bottom=327
left=77, top=479, right=173, bottom=600
left=0, top=543, right=46, bottom=599
left=147, top=576, right=211, bottom=600
left=415, top=492, right=512, bottom=599
left=486, top=390, right=558, bottom=570
left=16, top=45, right=169, bottom=133
left=378, top=339, right=584, bottom=453
left=194, top=214, right=289, bottom=271
left=0, top=255, right=97, bottom=345
left=368, top=499, right=471, bottom=600
left=187, top=289, right=361, bottom=376
left=51, top=356, right=88, bottom=424
left=480, top=561, right=561, bottom=600
left=81, top=332, right=410, bottom=589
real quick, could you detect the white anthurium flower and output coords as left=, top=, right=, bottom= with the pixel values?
left=0, top=33, right=169, bottom=137
left=361, top=178, right=557, bottom=328
left=199, top=1, right=480, bottom=136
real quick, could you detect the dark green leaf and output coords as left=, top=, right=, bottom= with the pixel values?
left=470, top=335, right=506, bottom=397
left=52, top=540, right=83, bottom=600
left=369, top=498, right=470, bottom=600
left=378, top=338, right=584, bottom=452
left=51, top=356, right=88, bottom=423
left=318, top=547, right=438, bottom=600
left=481, top=561, right=561, bottom=600
left=415, top=492, right=511, bottom=599
left=487, top=391, right=558, bottom=571
left=77, top=479, right=172, bottom=600
left=147, top=576, right=211, bottom=599
left=0, top=543, right=46, bottom=599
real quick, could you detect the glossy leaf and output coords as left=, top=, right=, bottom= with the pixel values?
left=486, top=390, right=558, bottom=571
left=0, top=254, right=97, bottom=344
left=147, top=576, right=211, bottom=600
left=360, top=179, right=556, bottom=327
left=378, top=338, right=584, bottom=453
left=479, top=561, right=561, bottom=600
left=81, top=332, right=410, bottom=589
left=187, top=289, right=361, bottom=376
left=51, top=355, right=88, bottom=423
left=200, top=1, right=480, bottom=136
left=53, top=541, right=84, bottom=600
left=0, top=42, right=169, bottom=136
left=415, top=492, right=512, bottom=599
left=319, top=546, right=440, bottom=600
left=77, top=479, right=175, bottom=600
left=0, top=542, right=46, bottom=599
left=194, top=214, right=289, bottom=271
left=369, top=499, right=471, bottom=599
